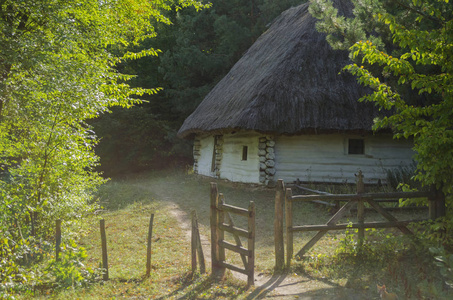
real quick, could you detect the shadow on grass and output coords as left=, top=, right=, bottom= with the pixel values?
left=246, top=271, right=369, bottom=300
left=153, top=272, right=250, bottom=300
left=245, top=273, right=288, bottom=299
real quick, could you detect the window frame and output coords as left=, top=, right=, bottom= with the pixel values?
left=348, top=138, right=365, bottom=155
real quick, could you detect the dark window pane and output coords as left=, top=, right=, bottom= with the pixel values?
left=348, top=139, right=364, bottom=155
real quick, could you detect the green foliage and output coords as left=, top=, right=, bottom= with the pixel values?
left=334, top=224, right=405, bottom=259
left=91, top=106, right=192, bottom=176
left=92, top=0, right=306, bottom=175
left=310, top=0, right=453, bottom=197
left=0, top=237, right=34, bottom=299
left=385, top=162, right=419, bottom=190
left=430, top=246, right=453, bottom=289
left=0, top=0, right=207, bottom=294
left=45, top=240, right=102, bottom=290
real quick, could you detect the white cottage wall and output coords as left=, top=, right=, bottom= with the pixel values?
left=219, top=133, right=261, bottom=183
left=196, top=135, right=215, bottom=177
left=274, top=134, right=414, bottom=184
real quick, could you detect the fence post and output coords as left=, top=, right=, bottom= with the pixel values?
left=248, top=201, right=256, bottom=287
left=191, top=210, right=206, bottom=275
left=195, top=212, right=206, bottom=274
left=356, top=171, right=365, bottom=246
left=210, top=183, right=218, bottom=270
left=210, top=182, right=225, bottom=278
left=100, top=219, right=109, bottom=281
left=55, top=219, right=61, bottom=261
left=274, top=179, right=285, bottom=271
left=285, top=188, right=293, bottom=268
left=146, top=213, right=154, bottom=277
left=218, top=194, right=225, bottom=265
left=436, top=190, right=446, bottom=219
left=429, top=186, right=446, bottom=220
left=191, top=211, right=197, bottom=274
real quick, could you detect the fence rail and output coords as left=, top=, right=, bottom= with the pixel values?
left=274, top=171, right=446, bottom=269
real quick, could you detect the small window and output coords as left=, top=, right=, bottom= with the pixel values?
left=348, top=139, right=365, bottom=155
left=242, top=146, right=248, bottom=161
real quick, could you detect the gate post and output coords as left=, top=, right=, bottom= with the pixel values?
left=248, top=201, right=256, bottom=287
left=285, top=188, right=293, bottom=268
left=274, top=179, right=285, bottom=271
left=210, top=182, right=225, bottom=278
left=429, top=186, right=446, bottom=220
left=356, top=171, right=365, bottom=246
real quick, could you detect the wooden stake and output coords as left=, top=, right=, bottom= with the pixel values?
left=210, top=182, right=225, bottom=277
left=247, top=201, right=256, bottom=287
left=356, top=171, right=365, bottom=246
left=100, top=219, right=109, bottom=281
left=55, top=219, right=61, bottom=261
left=191, top=210, right=205, bottom=275
left=146, top=213, right=154, bottom=277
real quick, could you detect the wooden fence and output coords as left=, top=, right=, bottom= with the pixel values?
left=54, top=213, right=155, bottom=280
left=274, top=172, right=446, bottom=269
left=210, top=182, right=256, bottom=286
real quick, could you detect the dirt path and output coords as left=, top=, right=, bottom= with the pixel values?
left=134, top=175, right=373, bottom=299
left=166, top=202, right=369, bottom=300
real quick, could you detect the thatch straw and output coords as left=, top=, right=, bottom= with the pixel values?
left=178, top=0, right=383, bottom=139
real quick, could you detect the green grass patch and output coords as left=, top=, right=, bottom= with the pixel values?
left=18, top=169, right=452, bottom=299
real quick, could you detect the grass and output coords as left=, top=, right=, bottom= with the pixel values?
left=23, top=169, right=452, bottom=299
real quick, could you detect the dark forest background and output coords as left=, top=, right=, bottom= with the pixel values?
left=91, top=0, right=305, bottom=177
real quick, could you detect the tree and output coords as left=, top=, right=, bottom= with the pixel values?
left=309, top=0, right=453, bottom=196
left=0, top=0, right=206, bottom=293
left=91, top=0, right=305, bottom=176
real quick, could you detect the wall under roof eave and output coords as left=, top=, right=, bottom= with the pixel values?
left=274, top=133, right=415, bottom=185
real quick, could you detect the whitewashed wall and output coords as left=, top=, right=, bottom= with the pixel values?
left=219, top=132, right=261, bottom=183
left=274, top=134, right=414, bottom=184
left=196, top=135, right=215, bottom=177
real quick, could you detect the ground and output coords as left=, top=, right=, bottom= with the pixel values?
left=135, top=171, right=397, bottom=299
left=45, top=170, right=447, bottom=300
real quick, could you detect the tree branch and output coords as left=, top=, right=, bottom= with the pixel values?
left=394, top=0, right=444, bottom=26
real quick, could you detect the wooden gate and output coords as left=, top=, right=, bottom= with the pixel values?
left=210, top=182, right=255, bottom=286
left=274, top=172, right=446, bottom=268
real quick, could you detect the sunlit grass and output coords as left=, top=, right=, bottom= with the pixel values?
left=25, top=169, right=451, bottom=299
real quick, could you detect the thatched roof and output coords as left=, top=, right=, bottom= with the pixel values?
left=178, top=0, right=382, bottom=139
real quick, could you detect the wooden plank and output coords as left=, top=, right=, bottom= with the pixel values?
left=218, top=223, right=250, bottom=238
left=366, top=199, right=413, bottom=235
left=311, top=200, right=336, bottom=207
left=294, top=184, right=333, bottom=195
left=219, top=261, right=248, bottom=275
left=219, top=202, right=249, bottom=217
left=292, top=219, right=428, bottom=231
left=218, top=240, right=251, bottom=256
left=224, top=212, right=247, bottom=267
left=290, top=191, right=434, bottom=202
left=291, top=194, right=358, bottom=202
